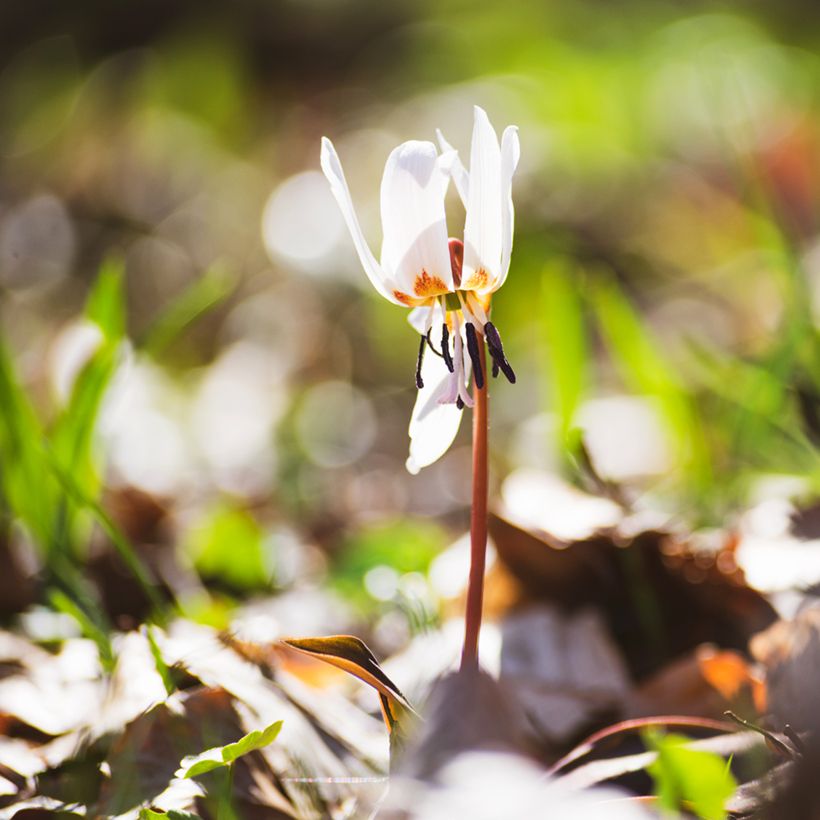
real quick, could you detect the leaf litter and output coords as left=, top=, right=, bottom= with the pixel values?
left=3, top=473, right=820, bottom=817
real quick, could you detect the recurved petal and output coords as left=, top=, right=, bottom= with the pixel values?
left=320, top=137, right=401, bottom=304
left=436, top=129, right=469, bottom=207
left=497, top=125, right=520, bottom=290
left=408, top=299, right=442, bottom=335
left=380, top=140, right=453, bottom=303
left=462, top=106, right=503, bottom=294
left=406, top=350, right=463, bottom=474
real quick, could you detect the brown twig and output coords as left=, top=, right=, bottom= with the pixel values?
left=549, top=714, right=737, bottom=775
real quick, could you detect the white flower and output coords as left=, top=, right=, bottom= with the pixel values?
left=320, top=106, right=520, bottom=473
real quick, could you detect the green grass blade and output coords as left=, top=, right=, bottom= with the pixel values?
left=140, top=263, right=236, bottom=358
left=541, top=259, right=588, bottom=455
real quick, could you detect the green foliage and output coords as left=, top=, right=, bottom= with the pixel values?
left=332, top=519, right=445, bottom=609
left=184, top=503, right=272, bottom=591
left=51, top=258, right=126, bottom=557
left=49, top=588, right=114, bottom=671
left=177, top=720, right=283, bottom=779
left=540, top=258, right=588, bottom=455
left=646, top=730, right=737, bottom=820
left=143, top=625, right=176, bottom=697
left=140, top=263, right=237, bottom=359
left=0, top=335, right=57, bottom=549
left=588, top=276, right=713, bottom=507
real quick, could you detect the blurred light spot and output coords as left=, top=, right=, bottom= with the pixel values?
left=224, top=283, right=324, bottom=373
left=0, top=194, right=75, bottom=290
left=20, top=607, right=80, bottom=642
left=501, top=469, right=621, bottom=541
left=344, top=467, right=407, bottom=519
left=429, top=534, right=471, bottom=599
left=648, top=16, right=806, bottom=152
left=102, top=360, right=192, bottom=496
left=364, top=565, right=400, bottom=601
left=429, top=533, right=496, bottom=600
left=578, top=395, right=671, bottom=480
left=398, top=571, right=428, bottom=601
left=113, top=409, right=188, bottom=496
left=738, top=535, right=820, bottom=592
left=296, top=381, right=376, bottom=468
left=191, top=342, right=286, bottom=494
left=509, top=413, right=559, bottom=473
left=262, top=171, right=344, bottom=271
left=48, top=320, right=104, bottom=403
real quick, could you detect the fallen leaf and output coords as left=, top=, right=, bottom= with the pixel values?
left=281, top=635, right=418, bottom=746
left=490, top=509, right=777, bottom=680
left=750, top=605, right=820, bottom=731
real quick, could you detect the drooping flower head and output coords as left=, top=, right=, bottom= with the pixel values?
left=321, top=106, right=520, bottom=472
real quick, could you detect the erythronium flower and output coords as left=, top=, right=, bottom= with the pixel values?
left=320, top=106, right=520, bottom=473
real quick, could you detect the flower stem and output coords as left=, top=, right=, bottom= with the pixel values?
left=461, top=332, right=488, bottom=671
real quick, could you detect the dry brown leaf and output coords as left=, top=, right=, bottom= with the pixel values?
left=751, top=605, right=820, bottom=732
left=281, top=635, right=418, bottom=738
left=394, top=669, right=531, bottom=782
left=500, top=605, right=631, bottom=747
left=490, top=511, right=777, bottom=680
left=628, top=646, right=764, bottom=721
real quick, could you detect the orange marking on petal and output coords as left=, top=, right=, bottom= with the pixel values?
left=413, top=270, right=449, bottom=298
left=463, top=268, right=490, bottom=291
left=393, top=290, right=415, bottom=306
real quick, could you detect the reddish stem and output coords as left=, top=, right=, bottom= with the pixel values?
left=461, top=333, right=488, bottom=671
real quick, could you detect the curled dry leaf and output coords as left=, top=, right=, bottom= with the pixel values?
left=281, top=635, right=418, bottom=746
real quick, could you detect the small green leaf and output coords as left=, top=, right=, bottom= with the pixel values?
left=645, top=729, right=737, bottom=820
left=139, top=810, right=201, bottom=820
left=177, top=720, right=283, bottom=779
left=185, top=503, right=271, bottom=591
left=221, top=720, right=283, bottom=763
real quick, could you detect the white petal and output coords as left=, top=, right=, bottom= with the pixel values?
left=436, top=129, right=469, bottom=207
left=462, top=107, right=503, bottom=294
left=380, top=141, right=453, bottom=300
left=497, top=125, right=520, bottom=290
left=408, top=304, right=434, bottom=335
left=407, top=351, right=464, bottom=474
left=320, top=137, right=401, bottom=305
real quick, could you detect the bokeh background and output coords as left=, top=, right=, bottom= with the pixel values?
left=3, top=0, right=820, bottom=642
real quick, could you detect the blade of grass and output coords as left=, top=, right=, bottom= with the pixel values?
left=541, top=258, right=588, bottom=459
left=589, top=275, right=713, bottom=508
left=0, top=339, right=58, bottom=551
left=50, top=259, right=126, bottom=554
left=45, top=449, right=169, bottom=624
left=140, top=263, right=236, bottom=358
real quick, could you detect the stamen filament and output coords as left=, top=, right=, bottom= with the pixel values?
left=425, top=329, right=443, bottom=358
left=441, top=323, right=454, bottom=373
left=415, top=335, right=426, bottom=388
